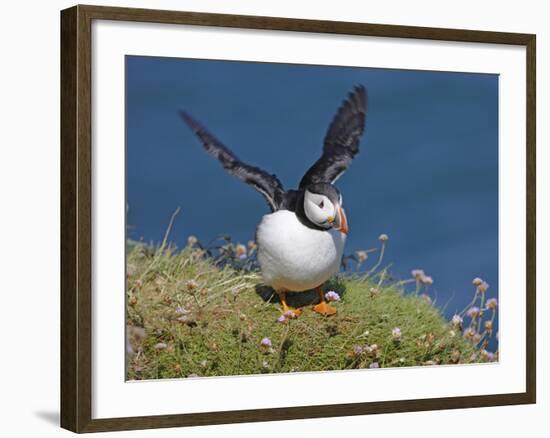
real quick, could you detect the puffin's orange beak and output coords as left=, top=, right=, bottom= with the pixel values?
left=334, top=207, right=348, bottom=235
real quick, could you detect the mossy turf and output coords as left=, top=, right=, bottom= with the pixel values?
left=126, top=243, right=477, bottom=380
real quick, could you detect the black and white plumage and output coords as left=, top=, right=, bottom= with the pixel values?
left=180, top=85, right=367, bottom=315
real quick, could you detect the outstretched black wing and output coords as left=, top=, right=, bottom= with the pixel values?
left=299, top=85, right=367, bottom=189
left=180, top=111, right=285, bottom=212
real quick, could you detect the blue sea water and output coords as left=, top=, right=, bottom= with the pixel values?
left=126, top=56, right=499, bottom=346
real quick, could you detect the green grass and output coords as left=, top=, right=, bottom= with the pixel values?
left=126, top=241, right=485, bottom=380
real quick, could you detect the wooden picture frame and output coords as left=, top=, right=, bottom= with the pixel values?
left=60, top=4, right=536, bottom=433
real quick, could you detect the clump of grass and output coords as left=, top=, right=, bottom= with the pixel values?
left=126, top=233, right=487, bottom=380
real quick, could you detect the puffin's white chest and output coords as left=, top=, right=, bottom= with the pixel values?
left=256, top=210, right=346, bottom=292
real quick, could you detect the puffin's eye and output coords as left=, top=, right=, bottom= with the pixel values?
left=318, top=201, right=324, bottom=209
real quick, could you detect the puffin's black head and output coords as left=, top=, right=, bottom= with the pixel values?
left=301, top=182, right=348, bottom=234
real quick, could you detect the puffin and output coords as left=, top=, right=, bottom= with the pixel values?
left=180, top=85, right=367, bottom=317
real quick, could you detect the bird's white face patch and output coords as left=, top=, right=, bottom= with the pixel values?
left=304, top=190, right=336, bottom=228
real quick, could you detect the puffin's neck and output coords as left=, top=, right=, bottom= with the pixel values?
left=294, top=189, right=327, bottom=231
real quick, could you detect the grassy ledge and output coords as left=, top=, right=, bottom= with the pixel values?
left=126, top=238, right=492, bottom=380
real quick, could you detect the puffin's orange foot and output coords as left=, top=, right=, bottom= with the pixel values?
left=282, top=307, right=303, bottom=318
left=313, top=301, right=337, bottom=316
left=276, top=290, right=303, bottom=319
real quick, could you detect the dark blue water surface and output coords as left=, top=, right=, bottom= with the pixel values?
left=126, top=56, right=499, bottom=337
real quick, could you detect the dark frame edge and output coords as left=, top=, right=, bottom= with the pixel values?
left=60, top=4, right=537, bottom=433
left=81, top=392, right=532, bottom=433
left=61, top=5, right=93, bottom=433
left=60, top=5, right=79, bottom=432
left=76, top=3, right=535, bottom=44
left=525, top=34, right=536, bottom=404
